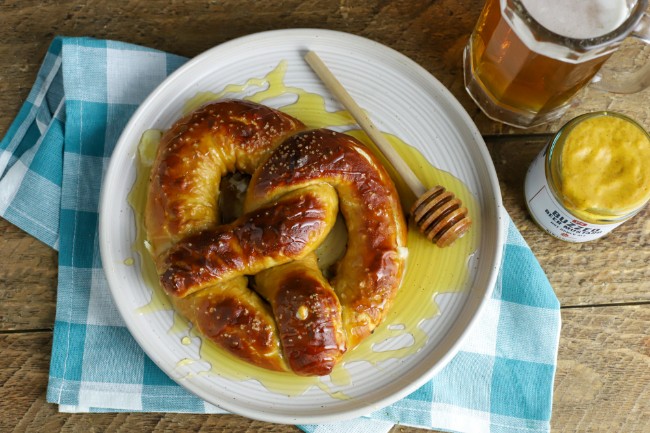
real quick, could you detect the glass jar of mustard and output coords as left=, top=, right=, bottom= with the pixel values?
left=525, top=112, right=650, bottom=242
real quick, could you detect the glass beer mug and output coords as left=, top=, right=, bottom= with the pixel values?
left=464, top=0, right=650, bottom=128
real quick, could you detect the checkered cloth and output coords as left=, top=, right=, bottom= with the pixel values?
left=0, top=37, right=561, bottom=433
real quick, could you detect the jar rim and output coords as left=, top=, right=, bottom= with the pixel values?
left=545, top=111, right=650, bottom=223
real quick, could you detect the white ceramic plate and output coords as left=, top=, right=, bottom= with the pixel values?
left=99, top=29, right=504, bottom=424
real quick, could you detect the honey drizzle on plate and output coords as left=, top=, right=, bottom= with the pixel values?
left=127, top=60, right=480, bottom=397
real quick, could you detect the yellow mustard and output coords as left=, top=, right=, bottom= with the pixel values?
left=525, top=112, right=650, bottom=242
left=559, top=114, right=650, bottom=219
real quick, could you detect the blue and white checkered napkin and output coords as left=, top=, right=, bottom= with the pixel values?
left=0, top=37, right=561, bottom=433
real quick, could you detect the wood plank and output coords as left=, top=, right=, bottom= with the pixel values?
left=0, top=219, right=57, bottom=331
left=3, top=305, right=649, bottom=432
left=553, top=305, right=650, bottom=433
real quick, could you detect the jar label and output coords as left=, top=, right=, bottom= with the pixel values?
left=524, top=147, right=624, bottom=242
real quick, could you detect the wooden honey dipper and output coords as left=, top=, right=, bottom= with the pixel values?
left=305, top=51, right=472, bottom=247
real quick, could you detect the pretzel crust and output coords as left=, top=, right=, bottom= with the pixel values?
left=246, top=129, right=408, bottom=348
left=146, top=99, right=306, bottom=261
left=145, top=100, right=406, bottom=375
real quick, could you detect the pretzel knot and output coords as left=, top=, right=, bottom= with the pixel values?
left=145, top=100, right=407, bottom=376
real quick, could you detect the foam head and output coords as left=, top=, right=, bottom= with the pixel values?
left=520, top=0, right=631, bottom=39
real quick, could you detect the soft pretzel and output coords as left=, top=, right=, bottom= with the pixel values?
left=246, top=129, right=408, bottom=348
left=254, top=254, right=346, bottom=375
left=159, top=183, right=339, bottom=298
left=145, top=99, right=305, bottom=261
left=145, top=99, right=407, bottom=376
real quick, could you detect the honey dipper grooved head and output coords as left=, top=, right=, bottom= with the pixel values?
left=410, top=185, right=472, bottom=247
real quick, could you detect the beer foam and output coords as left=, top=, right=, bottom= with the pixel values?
left=520, top=0, right=630, bottom=39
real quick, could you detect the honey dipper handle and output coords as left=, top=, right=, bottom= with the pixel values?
left=304, top=51, right=428, bottom=198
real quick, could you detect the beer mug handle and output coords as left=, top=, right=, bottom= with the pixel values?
left=592, top=13, right=650, bottom=94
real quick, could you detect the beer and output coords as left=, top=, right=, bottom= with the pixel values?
left=464, top=0, right=637, bottom=127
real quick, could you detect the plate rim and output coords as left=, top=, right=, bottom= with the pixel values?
left=98, top=28, right=505, bottom=424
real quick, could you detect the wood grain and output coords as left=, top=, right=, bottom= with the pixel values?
left=1, top=1, right=650, bottom=432
left=553, top=306, right=650, bottom=433
left=0, top=219, right=57, bottom=331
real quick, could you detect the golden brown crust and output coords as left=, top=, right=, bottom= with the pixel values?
left=247, top=129, right=408, bottom=348
left=255, top=255, right=346, bottom=376
left=146, top=99, right=305, bottom=261
left=172, top=277, right=287, bottom=372
left=146, top=100, right=306, bottom=372
left=160, top=184, right=338, bottom=298
left=146, top=101, right=406, bottom=376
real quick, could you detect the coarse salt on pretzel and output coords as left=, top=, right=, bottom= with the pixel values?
left=247, top=129, right=408, bottom=349
left=145, top=99, right=406, bottom=376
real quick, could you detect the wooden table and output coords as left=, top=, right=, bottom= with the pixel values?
left=1, top=1, right=648, bottom=432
